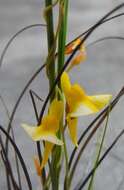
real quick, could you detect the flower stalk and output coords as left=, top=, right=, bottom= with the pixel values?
left=58, top=0, right=69, bottom=74
left=45, top=0, right=55, bottom=101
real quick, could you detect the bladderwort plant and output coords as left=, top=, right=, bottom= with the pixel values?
left=0, top=1, right=124, bottom=190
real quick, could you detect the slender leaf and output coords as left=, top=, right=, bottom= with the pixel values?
left=74, top=129, right=124, bottom=190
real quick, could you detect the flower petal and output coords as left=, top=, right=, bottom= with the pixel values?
left=41, top=142, right=54, bottom=170
left=61, top=72, right=71, bottom=96
left=39, top=134, right=63, bottom=145
left=22, top=123, right=42, bottom=141
left=88, top=95, right=112, bottom=110
left=22, top=123, right=63, bottom=145
left=41, top=115, right=59, bottom=133
left=49, top=99, right=63, bottom=121
left=67, top=50, right=86, bottom=71
left=67, top=117, right=78, bottom=147
left=69, top=99, right=99, bottom=117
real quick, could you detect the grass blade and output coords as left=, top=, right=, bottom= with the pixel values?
left=0, top=24, right=46, bottom=68
left=5, top=64, right=46, bottom=152
left=0, top=125, right=32, bottom=190
left=87, top=107, right=110, bottom=190
left=74, top=129, right=124, bottom=190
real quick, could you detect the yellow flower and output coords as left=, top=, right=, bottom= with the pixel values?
left=65, top=38, right=83, bottom=54
left=22, top=99, right=63, bottom=173
left=61, top=72, right=112, bottom=146
left=67, top=51, right=86, bottom=72
left=65, top=38, right=86, bottom=71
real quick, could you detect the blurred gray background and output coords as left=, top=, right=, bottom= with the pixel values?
left=0, top=0, right=124, bottom=189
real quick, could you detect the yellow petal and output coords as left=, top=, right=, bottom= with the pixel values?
left=68, top=84, right=85, bottom=103
left=22, top=123, right=42, bottom=141
left=61, top=72, right=71, bottom=96
left=42, top=115, right=59, bottom=133
left=41, top=142, right=54, bottom=170
left=72, top=51, right=86, bottom=65
left=88, top=95, right=112, bottom=110
left=66, top=84, right=86, bottom=113
left=49, top=99, right=63, bottom=121
left=70, top=94, right=112, bottom=117
left=80, top=43, right=86, bottom=53
left=69, top=97, right=99, bottom=117
left=37, top=134, right=63, bottom=145
left=22, top=123, right=63, bottom=145
left=67, top=117, right=78, bottom=147
left=67, top=51, right=86, bottom=72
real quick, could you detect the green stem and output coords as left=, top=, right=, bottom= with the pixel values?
left=62, top=126, right=70, bottom=190
left=45, top=0, right=55, bottom=101
left=43, top=1, right=56, bottom=189
left=87, top=106, right=110, bottom=190
left=58, top=0, right=69, bottom=75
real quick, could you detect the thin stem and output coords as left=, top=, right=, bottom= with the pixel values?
left=58, top=0, right=69, bottom=74
left=0, top=125, right=32, bottom=190
left=87, top=106, right=110, bottom=190
left=29, top=90, right=47, bottom=188
left=0, top=24, right=46, bottom=68
left=62, top=126, right=69, bottom=190
left=5, top=63, right=46, bottom=153
left=45, top=0, right=55, bottom=101
left=74, top=129, right=124, bottom=190
left=0, top=135, right=20, bottom=190
left=0, top=95, right=22, bottom=190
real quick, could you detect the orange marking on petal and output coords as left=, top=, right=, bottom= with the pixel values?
left=65, top=38, right=82, bottom=54
left=34, top=157, right=41, bottom=176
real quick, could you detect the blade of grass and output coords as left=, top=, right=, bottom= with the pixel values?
left=0, top=151, right=17, bottom=190
left=0, top=24, right=46, bottom=68
left=74, top=129, right=124, bottom=190
left=5, top=63, right=46, bottom=152
left=30, top=90, right=43, bottom=102
left=0, top=95, right=22, bottom=190
left=29, top=90, right=43, bottom=121
left=0, top=12, right=124, bottom=71
left=0, top=12, right=123, bottom=70
left=87, top=106, right=110, bottom=190
left=0, top=135, right=20, bottom=190
left=0, top=125, right=32, bottom=190
left=5, top=65, right=46, bottom=186
left=66, top=12, right=124, bottom=47
left=29, top=89, right=47, bottom=188
left=0, top=147, right=12, bottom=190
left=87, top=36, right=124, bottom=48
